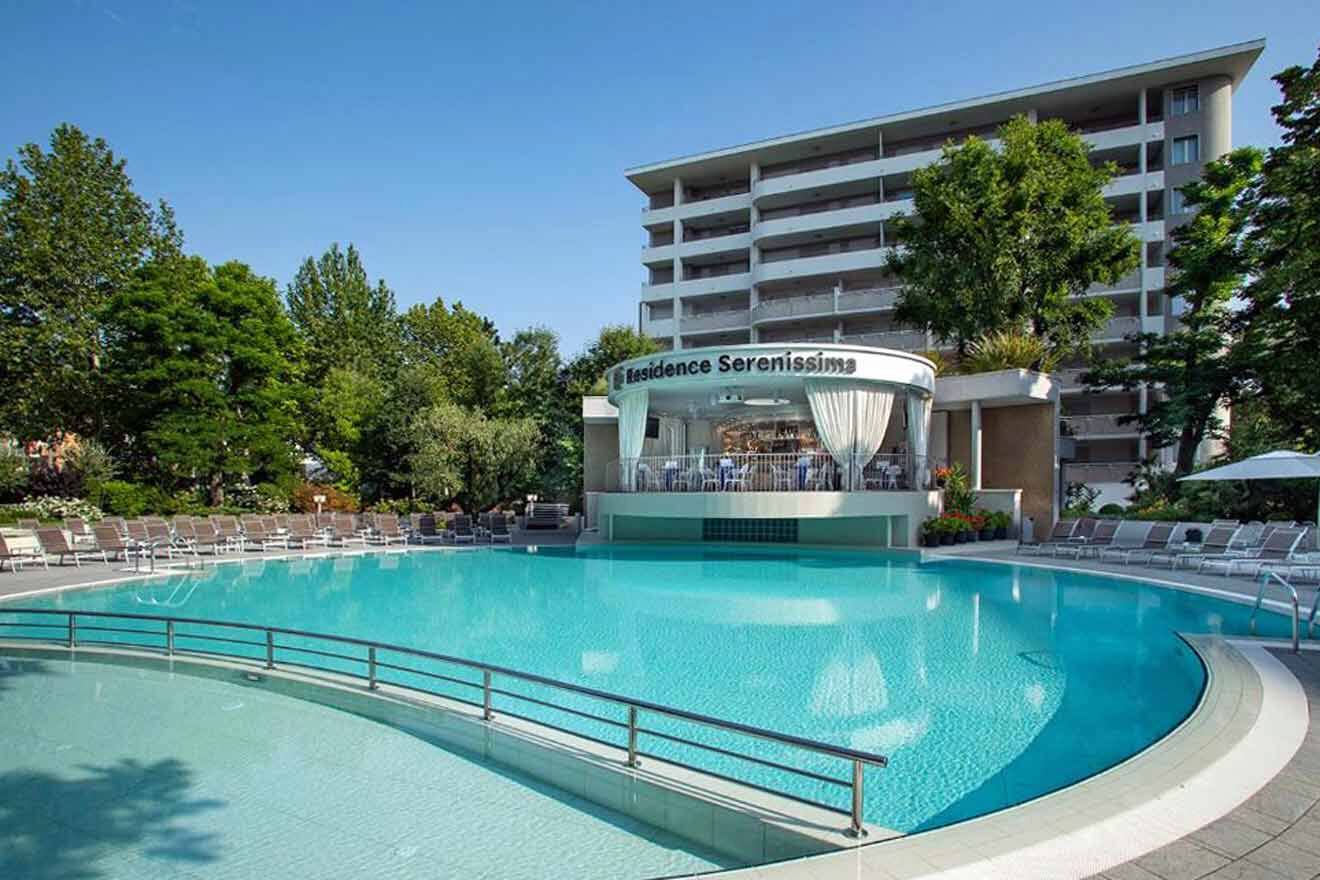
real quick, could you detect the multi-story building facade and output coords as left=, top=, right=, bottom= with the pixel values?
left=625, top=40, right=1263, bottom=503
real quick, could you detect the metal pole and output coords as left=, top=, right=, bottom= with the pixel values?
left=368, top=646, right=378, bottom=690
left=848, top=760, right=867, bottom=838
left=627, top=706, right=640, bottom=768
left=265, top=630, right=275, bottom=669
left=68, top=614, right=76, bottom=648
left=1290, top=592, right=1300, bottom=654
left=482, top=670, right=493, bottom=721
left=166, top=620, right=175, bottom=656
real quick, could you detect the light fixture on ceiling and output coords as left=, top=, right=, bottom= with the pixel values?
left=744, top=396, right=791, bottom=407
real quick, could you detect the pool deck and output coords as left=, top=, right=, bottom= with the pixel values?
left=1087, top=649, right=1320, bottom=880
left=0, top=527, right=581, bottom=602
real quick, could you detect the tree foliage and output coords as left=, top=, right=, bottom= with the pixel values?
left=0, top=124, right=179, bottom=440
left=409, top=402, right=540, bottom=512
left=103, top=258, right=299, bottom=504
left=1239, top=49, right=1320, bottom=450
left=1084, top=149, right=1263, bottom=476
left=888, top=116, right=1139, bottom=363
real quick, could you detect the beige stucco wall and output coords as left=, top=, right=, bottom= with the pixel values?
left=983, top=404, right=1056, bottom=531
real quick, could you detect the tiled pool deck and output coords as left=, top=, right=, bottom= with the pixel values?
left=1086, top=649, right=1320, bottom=880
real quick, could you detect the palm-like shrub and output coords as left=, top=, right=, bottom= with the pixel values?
left=961, top=330, right=1059, bottom=374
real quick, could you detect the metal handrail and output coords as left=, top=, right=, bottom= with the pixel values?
left=1250, top=571, right=1301, bottom=653
left=0, top=607, right=886, bottom=836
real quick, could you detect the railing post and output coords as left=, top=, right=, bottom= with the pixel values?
left=482, top=669, right=493, bottom=721
left=848, top=759, right=867, bottom=838
left=68, top=613, right=76, bottom=648
left=627, top=706, right=640, bottom=768
left=166, top=620, right=175, bottom=656
left=265, top=630, right=275, bottom=669
left=368, top=646, right=378, bottom=690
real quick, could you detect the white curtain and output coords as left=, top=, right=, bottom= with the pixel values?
left=805, top=380, right=895, bottom=490
left=617, top=389, right=649, bottom=491
left=906, top=394, right=933, bottom=488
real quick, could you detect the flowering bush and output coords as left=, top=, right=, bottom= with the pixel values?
left=292, top=483, right=359, bottom=513
left=2, top=496, right=104, bottom=522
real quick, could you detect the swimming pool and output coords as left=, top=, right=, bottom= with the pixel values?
left=0, top=653, right=731, bottom=879
left=4, top=544, right=1294, bottom=832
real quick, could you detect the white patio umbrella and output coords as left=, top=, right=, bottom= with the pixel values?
left=1179, top=450, right=1320, bottom=523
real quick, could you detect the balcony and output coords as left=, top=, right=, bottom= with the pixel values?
left=642, top=315, right=675, bottom=338
left=753, top=159, right=887, bottom=201
left=752, top=292, right=834, bottom=323
left=1062, top=461, right=1139, bottom=485
left=1085, top=268, right=1141, bottom=295
left=1144, top=266, right=1166, bottom=290
left=840, top=329, right=927, bottom=350
left=1093, top=315, right=1142, bottom=341
left=1078, top=121, right=1164, bottom=152
left=755, top=245, right=887, bottom=285
left=1060, top=413, right=1139, bottom=437
left=643, top=191, right=754, bottom=226
left=754, top=202, right=901, bottom=243
left=1104, top=169, right=1164, bottom=198
left=679, top=310, right=751, bottom=334
left=677, top=231, right=753, bottom=260
left=837, top=287, right=900, bottom=312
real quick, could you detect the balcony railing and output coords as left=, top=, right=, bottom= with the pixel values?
left=1094, top=316, right=1142, bottom=340
left=1060, top=414, right=1137, bottom=436
left=837, top=287, right=900, bottom=312
left=839, top=330, right=927, bottom=350
left=1063, top=461, right=1140, bottom=484
left=679, top=310, right=750, bottom=333
left=606, top=452, right=931, bottom=493
left=751, top=287, right=900, bottom=324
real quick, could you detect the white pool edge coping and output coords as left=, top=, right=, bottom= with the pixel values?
left=717, top=637, right=1308, bottom=880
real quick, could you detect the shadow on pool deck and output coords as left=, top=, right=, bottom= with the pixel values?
left=0, top=756, right=223, bottom=880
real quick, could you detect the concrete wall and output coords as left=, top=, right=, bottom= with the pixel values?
left=982, top=403, right=1056, bottom=532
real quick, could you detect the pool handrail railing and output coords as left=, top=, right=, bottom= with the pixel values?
left=0, top=606, right=887, bottom=837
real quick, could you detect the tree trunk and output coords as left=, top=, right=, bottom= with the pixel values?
left=209, top=473, right=224, bottom=507
left=1174, top=418, right=1206, bottom=479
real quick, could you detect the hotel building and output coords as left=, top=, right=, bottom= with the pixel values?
left=624, top=41, right=1263, bottom=506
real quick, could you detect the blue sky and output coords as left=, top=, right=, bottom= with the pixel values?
left=5, top=1, right=1317, bottom=355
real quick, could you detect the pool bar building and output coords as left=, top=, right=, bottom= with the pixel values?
left=583, top=341, right=1062, bottom=545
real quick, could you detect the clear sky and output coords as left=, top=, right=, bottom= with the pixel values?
left=4, top=1, right=1317, bottom=355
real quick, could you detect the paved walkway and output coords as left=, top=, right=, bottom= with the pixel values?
left=0, top=527, right=581, bottom=601
left=1088, top=649, right=1320, bottom=880
left=928, top=546, right=1320, bottom=616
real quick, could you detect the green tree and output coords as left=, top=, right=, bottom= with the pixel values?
left=409, top=402, right=539, bottom=512
left=1241, top=47, right=1320, bottom=450
left=1084, top=149, right=1263, bottom=477
left=0, top=124, right=179, bottom=440
left=401, top=299, right=506, bottom=410
left=104, top=258, right=299, bottom=504
left=887, top=116, right=1139, bottom=363
left=285, top=243, right=399, bottom=386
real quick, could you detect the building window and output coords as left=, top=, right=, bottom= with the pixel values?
left=1171, top=86, right=1199, bottom=116
left=1169, top=189, right=1187, bottom=215
left=1171, top=135, right=1200, bottom=166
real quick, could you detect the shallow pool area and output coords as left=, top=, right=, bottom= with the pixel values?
left=0, top=653, right=732, bottom=880
left=3, top=545, right=1295, bottom=834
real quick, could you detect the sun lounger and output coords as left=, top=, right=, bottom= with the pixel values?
left=414, top=514, right=446, bottom=545
left=487, top=515, right=512, bottom=544
left=35, top=528, right=96, bottom=567
left=1018, top=519, right=1080, bottom=555
left=91, top=523, right=137, bottom=564
left=144, top=521, right=179, bottom=558
left=449, top=515, right=476, bottom=545
left=368, top=513, right=406, bottom=546
left=1053, top=519, right=1121, bottom=558
left=0, top=534, right=44, bottom=571
left=1099, top=522, right=1177, bottom=564
left=525, top=503, right=566, bottom=531
left=1149, top=523, right=1242, bottom=569
left=1198, top=527, right=1308, bottom=577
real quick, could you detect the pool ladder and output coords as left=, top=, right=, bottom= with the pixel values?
left=1249, top=571, right=1319, bottom=653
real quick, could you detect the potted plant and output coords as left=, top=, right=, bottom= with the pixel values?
left=920, top=516, right=942, bottom=548
left=938, top=517, right=956, bottom=545
left=975, top=510, right=994, bottom=541
left=990, top=510, right=1011, bottom=540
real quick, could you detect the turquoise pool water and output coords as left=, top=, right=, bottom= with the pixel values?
left=5, top=545, right=1293, bottom=833
left=0, top=654, right=731, bottom=879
